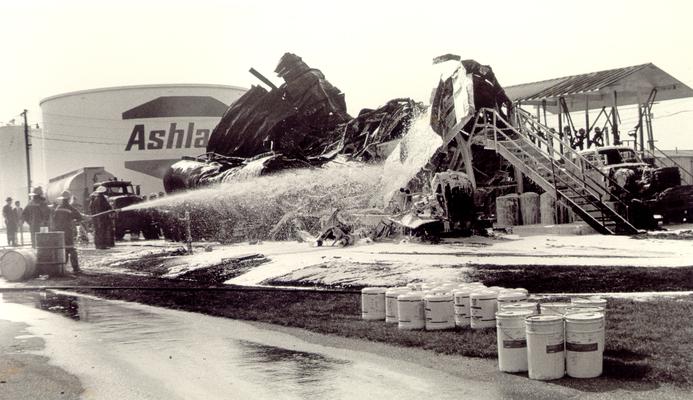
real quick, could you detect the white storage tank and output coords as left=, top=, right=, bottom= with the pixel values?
left=39, top=84, right=246, bottom=195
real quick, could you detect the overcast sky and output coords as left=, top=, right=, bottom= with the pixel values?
left=2, top=0, right=693, bottom=148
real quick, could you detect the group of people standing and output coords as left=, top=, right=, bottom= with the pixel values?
left=2, top=185, right=116, bottom=274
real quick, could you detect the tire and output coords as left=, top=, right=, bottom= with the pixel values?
left=142, top=225, right=160, bottom=240
left=115, top=230, right=125, bottom=241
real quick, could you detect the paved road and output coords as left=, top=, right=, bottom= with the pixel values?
left=0, top=291, right=690, bottom=400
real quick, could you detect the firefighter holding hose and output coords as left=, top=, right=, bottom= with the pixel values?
left=89, top=186, right=115, bottom=249
left=51, top=190, right=83, bottom=274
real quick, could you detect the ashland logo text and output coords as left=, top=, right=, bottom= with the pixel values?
left=125, top=122, right=210, bottom=151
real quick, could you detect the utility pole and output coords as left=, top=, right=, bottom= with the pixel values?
left=21, top=109, right=32, bottom=193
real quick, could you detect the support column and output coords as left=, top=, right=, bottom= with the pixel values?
left=612, top=91, right=619, bottom=145
left=515, top=167, right=524, bottom=194
left=638, top=104, right=644, bottom=152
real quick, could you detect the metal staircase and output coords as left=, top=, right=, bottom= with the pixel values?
left=465, top=108, right=639, bottom=235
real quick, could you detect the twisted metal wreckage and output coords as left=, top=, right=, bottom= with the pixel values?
left=161, top=53, right=693, bottom=243
left=160, top=53, right=531, bottom=241
left=161, top=53, right=512, bottom=241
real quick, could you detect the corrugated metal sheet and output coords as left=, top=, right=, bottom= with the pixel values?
left=507, top=64, right=650, bottom=102
left=505, top=63, right=693, bottom=112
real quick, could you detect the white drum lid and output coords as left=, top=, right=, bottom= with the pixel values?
left=498, top=291, right=527, bottom=302
left=526, top=314, right=563, bottom=324
left=471, top=290, right=497, bottom=299
left=425, top=293, right=453, bottom=301
left=496, top=309, right=534, bottom=319
left=398, top=293, right=424, bottom=301
left=362, top=287, right=387, bottom=294
left=565, top=312, right=604, bottom=323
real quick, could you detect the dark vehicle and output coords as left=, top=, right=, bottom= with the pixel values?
left=577, top=146, right=693, bottom=224
left=93, top=180, right=160, bottom=240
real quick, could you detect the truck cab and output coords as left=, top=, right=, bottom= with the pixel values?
left=93, top=179, right=159, bottom=240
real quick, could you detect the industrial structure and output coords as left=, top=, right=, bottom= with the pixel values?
left=37, top=84, right=246, bottom=196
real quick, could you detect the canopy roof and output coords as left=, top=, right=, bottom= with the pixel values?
left=505, top=63, right=693, bottom=112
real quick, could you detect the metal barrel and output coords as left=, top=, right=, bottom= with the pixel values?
left=35, top=232, right=66, bottom=276
left=0, top=249, right=37, bottom=282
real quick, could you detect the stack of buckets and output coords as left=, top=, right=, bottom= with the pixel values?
left=362, top=283, right=607, bottom=381
left=498, top=296, right=606, bottom=380
left=362, top=283, right=532, bottom=332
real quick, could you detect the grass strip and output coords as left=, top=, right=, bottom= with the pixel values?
left=467, top=264, right=693, bottom=293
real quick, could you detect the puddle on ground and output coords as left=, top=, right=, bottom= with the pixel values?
left=0, top=290, right=358, bottom=399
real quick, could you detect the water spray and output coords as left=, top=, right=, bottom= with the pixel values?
left=183, top=210, right=193, bottom=254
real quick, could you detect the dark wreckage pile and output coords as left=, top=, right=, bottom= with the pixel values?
left=157, top=53, right=516, bottom=244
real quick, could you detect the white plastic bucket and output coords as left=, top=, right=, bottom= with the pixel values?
left=500, top=301, right=539, bottom=315
left=526, top=315, right=565, bottom=380
left=470, top=290, right=498, bottom=329
left=513, top=288, right=529, bottom=296
left=424, top=293, right=455, bottom=330
left=487, top=286, right=505, bottom=293
left=540, top=302, right=571, bottom=316
left=452, top=288, right=473, bottom=327
left=397, top=293, right=425, bottom=330
left=565, top=312, right=605, bottom=378
left=496, top=310, right=534, bottom=372
left=361, top=287, right=386, bottom=320
left=385, top=287, right=411, bottom=323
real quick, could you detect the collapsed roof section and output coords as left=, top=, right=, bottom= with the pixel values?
left=206, top=53, right=351, bottom=158
left=164, top=53, right=425, bottom=192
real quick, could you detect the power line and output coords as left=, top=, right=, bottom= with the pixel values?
left=29, top=134, right=123, bottom=146
left=42, top=111, right=125, bottom=121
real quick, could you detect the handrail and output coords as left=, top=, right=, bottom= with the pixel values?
left=483, top=117, right=620, bottom=232
left=486, top=108, right=632, bottom=207
left=481, top=111, right=624, bottom=211
left=485, top=118, right=634, bottom=232
left=643, top=145, right=693, bottom=182
left=512, top=108, right=634, bottom=199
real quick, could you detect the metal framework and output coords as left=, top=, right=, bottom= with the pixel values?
left=505, top=63, right=693, bottom=162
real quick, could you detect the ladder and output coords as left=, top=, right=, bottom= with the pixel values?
left=465, top=108, right=639, bottom=235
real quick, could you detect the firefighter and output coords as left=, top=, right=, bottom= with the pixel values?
left=51, top=190, right=83, bottom=274
left=22, top=187, right=50, bottom=247
left=89, top=186, right=114, bottom=249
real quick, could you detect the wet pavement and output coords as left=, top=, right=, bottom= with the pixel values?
left=0, top=291, right=690, bottom=400
left=0, top=291, right=494, bottom=399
